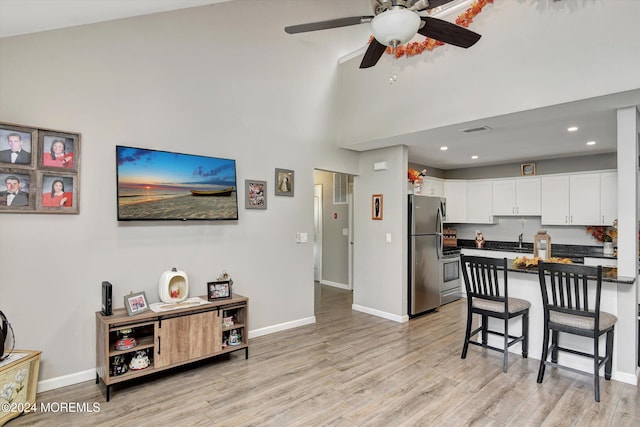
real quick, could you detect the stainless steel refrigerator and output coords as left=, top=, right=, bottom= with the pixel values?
left=408, top=194, right=446, bottom=317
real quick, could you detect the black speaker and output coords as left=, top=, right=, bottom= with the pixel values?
left=102, top=281, right=113, bottom=316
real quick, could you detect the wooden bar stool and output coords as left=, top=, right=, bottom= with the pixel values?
left=460, top=255, right=530, bottom=373
left=537, top=262, right=616, bottom=402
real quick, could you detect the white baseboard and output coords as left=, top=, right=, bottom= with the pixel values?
left=37, top=316, right=317, bottom=393
left=352, top=304, right=408, bottom=323
left=319, top=280, right=350, bottom=290
left=37, top=368, right=96, bottom=393
left=248, top=316, right=316, bottom=339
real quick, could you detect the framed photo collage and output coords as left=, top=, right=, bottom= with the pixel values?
left=0, top=122, right=80, bottom=214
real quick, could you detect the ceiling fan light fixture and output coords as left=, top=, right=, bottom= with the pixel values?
left=371, top=8, right=420, bottom=47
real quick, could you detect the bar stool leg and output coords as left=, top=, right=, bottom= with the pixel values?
left=537, top=326, right=549, bottom=383
left=503, top=317, right=509, bottom=373
left=522, top=310, right=529, bottom=358
left=605, top=328, right=614, bottom=380
left=551, top=331, right=559, bottom=364
left=461, top=310, right=473, bottom=359
left=594, top=334, right=600, bottom=402
left=481, top=315, right=488, bottom=345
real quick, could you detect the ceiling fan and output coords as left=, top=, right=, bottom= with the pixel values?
left=285, top=0, right=482, bottom=69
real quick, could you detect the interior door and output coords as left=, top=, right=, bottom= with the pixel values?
left=313, top=184, right=322, bottom=282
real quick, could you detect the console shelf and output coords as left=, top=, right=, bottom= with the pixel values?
left=95, top=294, right=248, bottom=401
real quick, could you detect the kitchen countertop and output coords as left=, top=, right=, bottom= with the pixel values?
left=457, top=239, right=617, bottom=263
left=506, top=260, right=634, bottom=285
left=455, top=240, right=634, bottom=284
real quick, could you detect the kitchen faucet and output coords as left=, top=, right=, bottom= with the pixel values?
left=518, top=233, right=523, bottom=249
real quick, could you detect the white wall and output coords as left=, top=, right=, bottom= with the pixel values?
left=337, top=0, right=640, bottom=147
left=353, top=145, right=408, bottom=321
left=0, top=0, right=368, bottom=386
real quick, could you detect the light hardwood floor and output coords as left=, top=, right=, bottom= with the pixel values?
left=8, top=284, right=640, bottom=426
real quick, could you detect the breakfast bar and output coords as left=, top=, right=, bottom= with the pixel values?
left=460, top=248, right=636, bottom=384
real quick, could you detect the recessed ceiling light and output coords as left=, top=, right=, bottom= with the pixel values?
left=586, top=141, right=596, bottom=146
left=567, top=126, right=578, bottom=132
left=471, top=155, right=478, bottom=159
left=440, top=146, right=448, bottom=151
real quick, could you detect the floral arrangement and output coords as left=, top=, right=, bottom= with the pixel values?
left=586, top=225, right=617, bottom=243
left=375, top=0, right=494, bottom=59
left=408, top=168, right=427, bottom=183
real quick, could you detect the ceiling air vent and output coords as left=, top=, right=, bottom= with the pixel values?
left=459, top=125, right=492, bottom=134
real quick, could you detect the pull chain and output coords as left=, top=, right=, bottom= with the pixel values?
left=388, top=45, right=398, bottom=84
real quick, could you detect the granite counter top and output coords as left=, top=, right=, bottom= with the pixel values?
left=457, top=239, right=617, bottom=263
left=505, top=259, right=634, bottom=285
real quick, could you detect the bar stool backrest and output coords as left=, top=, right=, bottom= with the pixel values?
left=461, top=255, right=508, bottom=307
left=538, top=262, right=603, bottom=329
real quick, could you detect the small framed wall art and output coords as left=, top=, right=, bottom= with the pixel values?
left=245, top=179, right=267, bottom=209
left=372, top=194, right=383, bottom=220
left=521, top=162, right=536, bottom=176
left=275, top=168, right=294, bottom=197
left=124, top=291, right=150, bottom=316
left=208, top=280, right=232, bottom=300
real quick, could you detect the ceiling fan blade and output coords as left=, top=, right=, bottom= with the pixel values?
left=424, top=0, right=457, bottom=10
left=360, top=38, right=387, bottom=69
left=418, top=16, right=481, bottom=48
left=410, top=0, right=456, bottom=11
left=285, top=16, right=373, bottom=34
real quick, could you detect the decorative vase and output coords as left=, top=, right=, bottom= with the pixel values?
left=603, top=241, right=614, bottom=256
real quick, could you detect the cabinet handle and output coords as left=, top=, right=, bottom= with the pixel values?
left=570, top=215, right=573, bottom=223
left=565, top=216, right=568, bottom=224
left=516, top=207, right=519, bottom=214
left=602, top=215, right=605, bottom=223
left=512, top=207, right=515, bottom=214
left=157, top=336, right=161, bottom=355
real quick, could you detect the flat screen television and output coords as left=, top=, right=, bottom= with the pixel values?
left=116, top=145, right=238, bottom=221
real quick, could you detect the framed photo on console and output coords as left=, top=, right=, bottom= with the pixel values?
left=124, top=291, right=150, bottom=316
left=208, top=280, right=232, bottom=300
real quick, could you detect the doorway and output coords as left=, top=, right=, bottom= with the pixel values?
left=313, top=170, right=354, bottom=293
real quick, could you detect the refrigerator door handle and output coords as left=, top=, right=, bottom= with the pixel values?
left=436, top=204, right=443, bottom=260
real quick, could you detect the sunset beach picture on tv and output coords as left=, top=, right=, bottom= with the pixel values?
left=116, top=146, right=238, bottom=221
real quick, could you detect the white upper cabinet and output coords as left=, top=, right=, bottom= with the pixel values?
left=600, top=172, right=617, bottom=226
left=492, top=177, right=540, bottom=216
left=541, top=172, right=609, bottom=225
left=467, top=180, right=494, bottom=224
left=421, top=177, right=444, bottom=197
left=443, top=180, right=467, bottom=223
left=541, top=175, right=570, bottom=225
left=569, top=173, right=601, bottom=225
